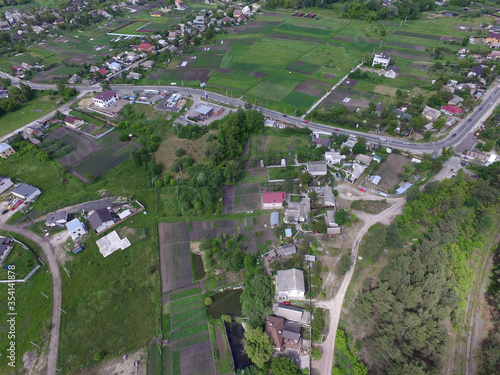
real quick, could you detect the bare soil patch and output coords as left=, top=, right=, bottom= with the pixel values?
left=295, top=79, right=331, bottom=97
left=75, top=348, right=147, bottom=375
left=181, top=69, right=211, bottom=81
left=388, top=49, right=430, bottom=61
left=375, top=154, right=410, bottom=190
left=323, top=73, right=336, bottom=80
left=409, top=62, right=429, bottom=71
left=386, top=41, right=426, bottom=51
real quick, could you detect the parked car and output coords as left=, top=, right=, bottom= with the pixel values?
left=359, top=188, right=366, bottom=192
left=451, top=133, right=457, bottom=137
left=334, top=128, right=340, bottom=131
left=11, top=200, right=23, bottom=211
left=1, top=209, right=9, bottom=215
left=304, top=120, right=309, bottom=123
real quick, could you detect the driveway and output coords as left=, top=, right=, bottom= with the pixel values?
left=0, top=223, right=61, bottom=375
left=311, top=191, right=405, bottom=375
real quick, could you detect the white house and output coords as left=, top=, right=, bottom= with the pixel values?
left=373, top=52, right=391, bottom=68
left=66, top=219, right=87, bottom=240
left=0, top=176, right=13, bottom=195
left=93, top=90, right=119, bottom=107
left=325, top=151, right=345, bottom=165
left=276, top=268, right=305, bottom=300
left=11, top=183, right=41, bottom=201
left=384, top=65, right=399, bottom=79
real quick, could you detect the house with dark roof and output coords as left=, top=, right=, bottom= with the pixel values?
left=304, top=12, right=316, bottom=18
left=293, top=10, right=304, bottom=17
left=88, top=208, right=115, bottom=233
left=64, top=115, right=85, bottom=128
left=468, top=65, right=483, bottom=77
left=384, top=65, right=399, bottom=79
left=265, top=316, right=302, bottom=351
left=485, top=31, right=500, bottom=45
left=93, top=90, right=118, bottom=107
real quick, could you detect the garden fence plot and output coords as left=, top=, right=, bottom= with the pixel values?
left=221, top=183, right=260, bottom=214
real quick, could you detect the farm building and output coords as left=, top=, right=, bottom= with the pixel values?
left=373, top=52, right=391, bottom=68
left=93, top=90, right=118, bottom=107
left=0, top=143, right=15, bottom=159
left=45, top=211, right=68, bottom=227
left=327, top=227, right=341, bottom=235
left=64, top=116, right=85, bottom=128
left=66, top=219, right=87, bottom=240
left=0, top=176, right=13, bottom=195
left=270, top=212, right=280, bottom=227
left=265, top=316, right=302, bottom=351
left=307, top=161, right=328, bottom=176
left=11, top=183, right=41, bottom=201
left=0, top=236, right=14, bottom=266
left=273, top=303, right=311, bottom=324
left=396, top=182, right=413, bottom=194
left=348, top=164, right=366, bottom=183
left=88, top=208, right=115, bottom=233
left=276, top=268, right=305, bottom=300
left=369, top=175, right=382, bottom=185
left=262, top=192, right=286, bottom=209
left=324, top=186, right=336, bottom=207
left=326, top=210, right=337, bottom=227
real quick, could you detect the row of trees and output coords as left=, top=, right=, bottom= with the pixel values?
left=0, top=82, right=34, bottom=115
left=352, top=166, right=500, bottom=373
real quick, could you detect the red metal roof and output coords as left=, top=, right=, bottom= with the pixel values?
left=441, top=105, right=463, bottom=114
left=138, top=42, right=154, bottom=51
left=262, top=192, right=286, bottom=204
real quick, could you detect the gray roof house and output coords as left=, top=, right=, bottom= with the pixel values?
left=0, top=176, right=13, bottom=195
left=45, top=211, right=68, bottom=227
left=422, top=106, right=441, bottom=122
left=88, top=208, right=115, bottom=233
left=273, top=303, right=311, bottom=325
left=0, top=236, right=14, bottom=266
left=11, top=183, right=41, bottom=201
left=307, top=161, right=328, bottom=176
left=276, top=268, right=305, bottom=300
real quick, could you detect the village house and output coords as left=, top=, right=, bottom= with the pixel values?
left=68, top=74, right=80, bottom=84
left=64, top=115, right=85, bottom=128
left=150, top=10, right=162, bottom=17
left=262, top=192, right=286, bottom=209
left=272, top=303, right=311, bottom=325
left=88, top=208, right=115, bottom=233
left=347, top=163, right=367, bottom=183
left=0, top=237, right=14, bottom=267
left=485, top=31, right=500, bottom=45
left=46, top=211, right=68, bottom=227
left=325, top=150, right=345, bottom=165
left=0, top=143, right=15, bottom=159
left=137, top=42, right=155, bottom=53
left=355, top=154, right=373, bottom=165
left=468, top=65, right=483, bottom=77
left=265, top=316, right=302, bottom=351
left=11, top=183, right=41, bottom=202
left=0, top=176, right=13, bottom=195
left=372, top=52, right=391, bottom=68
left=93, top=90, right=118, bottom=107
left=422, top=106, right=441, bottom=122
left=441, top=105, right=463, bottom=116
left=127, top=72, right=142, bottom=80
left=307, top=161, right=328, bottom=176
left=384, top=65, right=399, bottom=79
left=276, top=268, right=305, bottom=300
left=284, top=198, right=310, bottom=224
left=66, top=218, right=87, bottom=240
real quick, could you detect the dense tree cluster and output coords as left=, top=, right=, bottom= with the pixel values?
left=240, top=272, right=274, bottom=328
left=0, top=82, right=33, bottom=115
left=199, top=234, right=255, bottom=273
left=353, top=168, right=500, bottom=374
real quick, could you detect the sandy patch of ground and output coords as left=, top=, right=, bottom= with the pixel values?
left=48, top=230, right=73, bottom=264
left=190, top=241, right=201, bottom=253
left=75, top=348, right=147, bottom=375
left=373, top=85, right=397, bottom=97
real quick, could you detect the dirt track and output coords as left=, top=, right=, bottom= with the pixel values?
left=311, top=187, right=405, bottom=375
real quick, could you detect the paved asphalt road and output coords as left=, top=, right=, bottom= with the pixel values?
left=0, top=223, right=61, bottom=375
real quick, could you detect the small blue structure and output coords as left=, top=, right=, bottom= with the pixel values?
left=285, top=228, right=292, bottom=237
left=396, top=183, right=413, bottom=195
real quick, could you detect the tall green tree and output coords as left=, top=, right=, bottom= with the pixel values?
left=243, top=328, right=274, bottom=368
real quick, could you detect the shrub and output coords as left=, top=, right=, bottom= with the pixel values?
left=338, top=253, right=352, bottom=275
left=175, top=148, right=186, bottom=157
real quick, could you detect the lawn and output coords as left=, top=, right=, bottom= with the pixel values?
left=0, top=93, right=66, bottom=138
left=0, top=235, right=52, bottom=374
left=0, top=244, right=38, bottom=279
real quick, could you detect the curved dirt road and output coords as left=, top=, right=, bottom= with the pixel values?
left=312, top=196, right=405, bottom=375
left=0, top=223, right=61, bottom=375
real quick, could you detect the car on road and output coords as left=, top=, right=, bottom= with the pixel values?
left=379, top=138, right=387, bottom=141
left=304, top=120, right=308, bottom=123
left=451, top=133, right=457, bottom=137
left=467, top=119, right=472, bottom=122
left=480, top=107, right=484, bottom=110
left=359, top=188, right=366, bottom=192
left=282, top=114, right=287, bottom=117
left=334, top=128, right=340, bottom=131
left=1, top=209, right=8, bottom=215
left=490, top=102, right=494, bottom=105
left=404, top=141, right=410, bottom=144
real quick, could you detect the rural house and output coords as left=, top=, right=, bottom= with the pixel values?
left=384, top=65, right=399, bottom=79
left=150, top=10, right=162, bottom=16
left=324, top=186, right=336, bottom=207
left=64, top=115, right=85, bottom=128
left=46, top=211, right=68, bottom=227
left=441, top=105, right=463, bottom=116
left=66, top=219, right=87, bottom=240
left=262, top=192, right=286, bottom=209
left=468, top=65, right=484, bottom=77
left=265, top=316, right=302, bottom=351
left=88, top=208, right=115, bottom=233
left=325, top=151, right=345, bottom=165
left=422, top=106, right=441, bottom=121
left=485, top=31, right=500, bottom=45
left=273, top=303, right=311, bottom=325
left=355, top=154, right=373, bottom=165
left=276, top=268, right=305, bottom=300
left=372, top=52, right=391, bottom=68
left=11, top=183, right=41, bottom=202
left=0, top=236, right=14, bottom=266
left=137, top=42, right=155, bottom=52
left=0, top=143, right=15, bottom=159
left=284, top=198, right=310, bottom=224
left=307, top=161, right=328, bottom=176
left=0, top=176, right=13, bottom=195
left=93, top=90, right=119, bottom=107
left=68, top=74, right=80, bottom=84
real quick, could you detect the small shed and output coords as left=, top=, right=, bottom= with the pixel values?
left=270, top=212, right=280, bottom=227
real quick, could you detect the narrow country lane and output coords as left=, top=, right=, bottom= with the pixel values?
left=312, top=197, right=405, bottom=375
left=0, top=223, right=61, bottom=375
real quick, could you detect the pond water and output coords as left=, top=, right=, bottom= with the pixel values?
left=191, top=253, right=206, bottom=280
left=226, top=322, right=252, bottom=370
left=208, top=289, right=243, bottom=318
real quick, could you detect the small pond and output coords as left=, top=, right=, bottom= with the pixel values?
left=191, top=253, right=206, bottom=280
left=208, top=289, right=243, bottom=318
left=226, top=322, right=252, bottom=370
